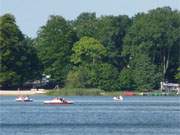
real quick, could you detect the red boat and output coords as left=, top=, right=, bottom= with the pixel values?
left=122, top=91, right=135, bottom=96
left=43, top=97, right=74, bottom=105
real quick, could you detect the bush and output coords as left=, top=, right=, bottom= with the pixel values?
left=46, top=88, right=103, bottom=96
left=65, top=70, right=83, bottom=88
left=118, top=68, right=137, bottom=90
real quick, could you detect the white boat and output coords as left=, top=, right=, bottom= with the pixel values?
left=44, top=97, right=74, bottom=105
left=16, top=96, right=33, bottom=102
left=113, top=96, right=123, bottom=101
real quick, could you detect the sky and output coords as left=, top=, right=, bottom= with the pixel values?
left=0, top=0, right=180, bottom=38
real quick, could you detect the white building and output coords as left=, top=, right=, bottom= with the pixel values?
left=160, top=82, right=180, bottom=94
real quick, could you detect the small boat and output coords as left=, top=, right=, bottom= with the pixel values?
left=113, top=96, right=123, bottom=101
left=44, top=97, right=74, bottom=105
left=16, top=96, right=33, bottom=102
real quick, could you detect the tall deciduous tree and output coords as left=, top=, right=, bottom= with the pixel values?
left=123, top=7, right=180, bottom=82
left=35, top=15, right=77, bottom=85
left=118, top=68, right=136, bottom=90
left=130, top=54, right=162, bottom=90
left=71, top=36, right=107, bottom=65
left=73, top=14, right=131, bottom=70
left=70, top=37, right=119, bottom=90
left=96, top=15, right=131, bottom=69
left=73, top=12, right=98, bottom=38
left=0, top=14, right=41, bottom=88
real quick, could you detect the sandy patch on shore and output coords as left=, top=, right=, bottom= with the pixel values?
left=0, top=89, right=47, bottom=96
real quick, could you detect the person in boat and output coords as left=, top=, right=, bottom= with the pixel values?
left=62, top=98, right=66, bottom=102
left=58, top=97, right=64, bottom=102
left=119, top=95, right=123, bottom=100
left=24, top=95, right=28, bottom=100
left=116, top=95, right=123, bottom=100
left=60, top=98, right=67, bottom=103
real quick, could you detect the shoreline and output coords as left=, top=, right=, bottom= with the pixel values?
left=0, top=89, right=47, bottom=96
left=0, top=89, right=179, bottom=96
left=46, top=88, right=180, bottom=96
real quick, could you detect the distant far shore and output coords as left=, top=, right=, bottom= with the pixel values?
left=0, top=89, right=47, bottom=96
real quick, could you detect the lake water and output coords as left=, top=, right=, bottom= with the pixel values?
left=0, top=96, right=180, bottom=135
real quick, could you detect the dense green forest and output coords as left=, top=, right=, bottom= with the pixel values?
left=0, top=7, right=180, bottom=91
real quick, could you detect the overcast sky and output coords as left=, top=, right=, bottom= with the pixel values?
left=0, top=0, right=179, bottom=38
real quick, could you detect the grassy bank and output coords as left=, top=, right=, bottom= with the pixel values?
left=46, top=88, right=134, bottom=96
left=46, top=88, right=180, bottom=96
left=46, top=88, right=126, bottom=96
left=46, top=88, right=104, bottom=96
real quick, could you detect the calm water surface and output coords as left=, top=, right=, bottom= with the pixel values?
left=0, top=96, right=180, bottom=135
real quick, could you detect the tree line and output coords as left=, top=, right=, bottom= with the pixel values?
left=0, top=7, right=179, bottom=91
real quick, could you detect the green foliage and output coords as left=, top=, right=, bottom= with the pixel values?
left=0, top=72, right=19, bottom=88
left=71, top=37, right=107, bottom=65
left=66, top=63, right=119, bottom=91
left=65, top=70, right=83, bottom=88
left=35, top=15, right=78, bottom=85
left=118, top=68, right=136, bottom=90
left=93, top=63, right=119, bottom=91
left=18, top=37, right=42, bottom=81
left=96, top=15, right=131, bottom=69
left=175, top=67, right=180, bottom=82
left=46, top=88, right=103, bottom=96
left=1, top=7, right=179, bottom=92
left=73, top=12, right=98, bottom=38
left=123, top=7, right=180, bottom=82
left=73, top=14, right=131, bottom=69
left=118, top=54, right=162, bottom=91
left=0, top=14, right=41, bottom=88
left=70, top=37, right=118, bottom=90
left=130, top=54, right=162, bottom=91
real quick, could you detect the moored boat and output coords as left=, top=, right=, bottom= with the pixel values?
left=44, top=97, right=74, bottom=105
left=16, top=96, right=33, bottom=102
left=113, top=96, right=123, bottom=101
